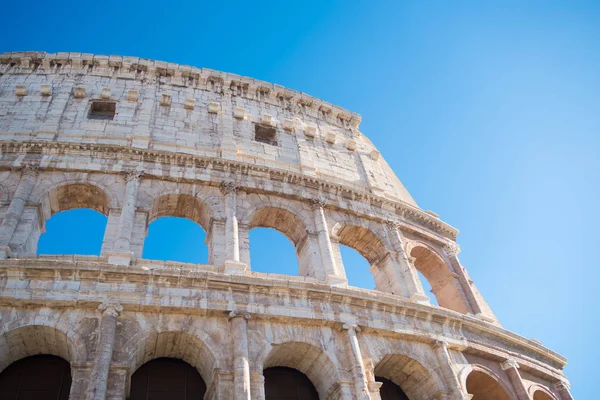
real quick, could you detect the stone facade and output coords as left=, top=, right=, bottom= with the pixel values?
left=0, top=52, right=572, bottom=399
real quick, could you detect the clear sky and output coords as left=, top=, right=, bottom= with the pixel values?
left=5, top=1, right=599, bottom=397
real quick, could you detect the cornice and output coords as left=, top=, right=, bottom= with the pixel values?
left=0, top=140, right=459, bottom=240
left=0, top=51, right=361, bottom=131
left=0, top=257, right=566, bottom=370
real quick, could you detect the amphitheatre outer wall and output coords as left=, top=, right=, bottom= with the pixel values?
left=0, top=51, right=572, bottom=400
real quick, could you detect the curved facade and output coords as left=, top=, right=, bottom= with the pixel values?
left=0, top=51, right=572, bottom=400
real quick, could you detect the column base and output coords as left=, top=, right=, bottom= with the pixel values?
left=410, top=293, right=431, bottom=305
left=327, top=274, right=348, bottom=288
left=222, top=260, right=248, bottom=275
left=107, top=251, right=134, bottom=266
left=0, top=246, right=12, bottom=259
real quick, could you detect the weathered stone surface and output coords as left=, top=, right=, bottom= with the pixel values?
left=0, top=52, right=570, bottom=400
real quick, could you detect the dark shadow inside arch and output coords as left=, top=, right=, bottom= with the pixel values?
left=376, top=376, right=409, bottom=400
left=37, top=208, right=107, bottom=255
left=143, top=216, right=208, bottom=264
left=340, top=244, right=376, bottom=290
left=249, top=227, right=299, bottom=276
left=130, top=358, right=206, bottom=400
left=0, top=355, right=71, bottom=400
left=264, top=367, right=319, bottom=400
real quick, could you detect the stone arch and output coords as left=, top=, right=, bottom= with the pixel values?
left=31, top=174, right=120, bottom=213
left=137, top=181, right=224, bottom=220
left=330, top=219, right=412, bottom=295
left=464, top=365, right=513, bottom=400
left=122, top=329, right=222, bottom=388
left=531, top=385, right=559, bottom=400
left=147, top=193, right=213, bottom=231
left=373, top=353, right=446, bottom=400
left=0, top=318, right=88, bottom=373
left=406, top=241, right=471, bottom=314
left=258, top=340, right=341, bottom=399
left=243, top=202, right=316, bottom=277
left=331, top=223, right=388, bottom=266
left=247, top=206, right=309, bottom=246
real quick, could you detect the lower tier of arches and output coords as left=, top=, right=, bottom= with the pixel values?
left=0, top=305, right=571, bottom=400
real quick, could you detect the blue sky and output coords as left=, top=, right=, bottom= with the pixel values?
left=6, top=1, right=599, bottom=397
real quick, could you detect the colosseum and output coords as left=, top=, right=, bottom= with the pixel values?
left=0, top=51, right=572, bottom=400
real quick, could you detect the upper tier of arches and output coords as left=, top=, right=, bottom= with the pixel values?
left=0, top=169, right=496, bottom=322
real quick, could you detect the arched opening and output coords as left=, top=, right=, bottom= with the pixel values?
left=376, top=376, right=409, bottom=400
left=143, top=194, right=211, bottom=264
left=417, top=270, right=437, bottom=305
left=143, top=217, right=208, bottom=263
left=0, top=355, right=72, bottom=399
left=533, top=389, right=557, bottom=400
left=130, top=358, right=206, bottom=400
left=333, top=225, right=402, bottom=294
left=264, top=367, right=319, bottom=400
left=37, top=183, right=110, bottom=256
left=466, top=370, right=512, bottom=400
left=410, top=245, right=469, bottom=313
left=374, top=354, right=443, bottom=400
left=121, top=330, right=218, bottom=397
left=247, top=207, right=309, bottom=277
left=250, top=228, right=299, bottom=275
left=261, top=341, right=339, bottom=399
left=340, top=244, right=375, bottom=290
left=37, top=209, right=107, bottom=255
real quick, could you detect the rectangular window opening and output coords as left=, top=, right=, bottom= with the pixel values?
left=88, top=101, right=116, bottom=120
left=254, top=124, right=277, bottom=146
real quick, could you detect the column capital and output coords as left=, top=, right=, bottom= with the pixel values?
left=21, top=163, right=40, bottom=177
left=442, top=242, right=461, bottom=257
left=500, top=359, right=520, bottom=370
left=220, top=181, right=240, bottom=195
left=385, top=220, right=399, bottom=229
left=98, top=302, right=123, bottom=317
left=433, top=339, right=449, bottom=349
left=342, top=323, right=361, bottom=334
left=554, top=380, right=570, bottom=390
left=124, top=170, right=143, bottom=183
left=228, top=310, right=251, bottom=320
left=308, top=198, right=326, bottom=209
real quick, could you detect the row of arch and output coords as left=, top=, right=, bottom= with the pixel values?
left=5, top=177, right=475, bottom=315
left=0, top=321, right=561, bottom=400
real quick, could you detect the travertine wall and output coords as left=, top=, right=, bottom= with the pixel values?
left=0, top=52, right=572, bottom=400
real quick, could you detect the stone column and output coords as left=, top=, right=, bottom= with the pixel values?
left=554, top=380, right=574, bottom=400
left=108, top=172, right=142, bottom=265
left=442, top=243, right=498, bottom=323
left=342, top=324, right=371, bottom=400
left=221, top=182, right=246, bottom=274
left=86, top=302, right=123, bottom=400
left=229, top=311, right=251, bottom=400
left=250, top=371, right=266, bottom=400
left=383, top=221, right=429, bottom=303
left=433, top=341, right=470, bottom=400
left=500, top=359, right=529, bottom=400
left=0, top=165, right=38, bottom=258
left=309, top=198, right=347, bottom=286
